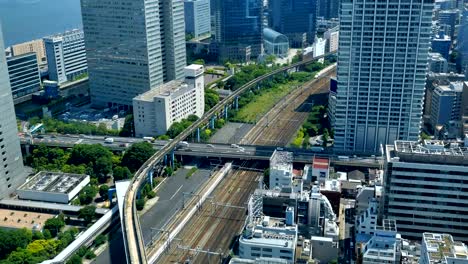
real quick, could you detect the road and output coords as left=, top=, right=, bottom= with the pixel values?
left=93, top=167, right=212, bottom=264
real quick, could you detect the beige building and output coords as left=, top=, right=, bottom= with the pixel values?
left=11, top=39, right=46, bottom=65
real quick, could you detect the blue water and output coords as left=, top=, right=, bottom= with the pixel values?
left=0, top=0, right=82, bottom=46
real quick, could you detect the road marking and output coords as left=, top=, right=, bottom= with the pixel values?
left=170, top=185, right=183, bottom=200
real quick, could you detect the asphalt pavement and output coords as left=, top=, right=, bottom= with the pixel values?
left=93, top=167, right=212, bottom=264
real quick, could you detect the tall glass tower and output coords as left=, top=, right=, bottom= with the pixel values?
left=0, top=25, right=25, bottom=198
left=329, top=0, right=433, bottom=153
left=212, top=0, right=263, bottom=62
left=81, top=0, right=187, bottom=108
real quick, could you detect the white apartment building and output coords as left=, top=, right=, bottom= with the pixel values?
left=269, top=150, right=293, bottom=190
left=44, top=29, right=87, bottom=85
left=133, top=64, right=204, bottom=137
left=312, top=38, right=326, bottom=61
left=239, top=216, right=297, bottom=263
left=329, top=0, right=433, bottom=153
left=420, top=233, right=468, bottom=264
left=428, top=52, right=448, bottom=73
left=362, top=220, right=401, bottom=264
left=383, top=140, right=468, bottom=241
left=356, top=199, right=379, bottom=236
left=324, top=26, right=339, bottom=53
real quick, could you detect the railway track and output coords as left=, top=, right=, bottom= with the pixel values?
left=242, top=66, right=336, bottom=146
left=156, top=164, right=261, bottom=263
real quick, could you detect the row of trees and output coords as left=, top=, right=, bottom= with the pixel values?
left=292, top=105, right=333, bottom=148
left=29, top=117, right=119, bottom=136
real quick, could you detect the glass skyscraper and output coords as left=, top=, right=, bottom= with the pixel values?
left=212, top=0, right=263, bottom=62
left=81, top=0, right=186, bottom=108
left=329, top=0, right=433, bottom=153
left=269, top=0, right=318, bottom=47
left=0, top=25, right=25, bottom=198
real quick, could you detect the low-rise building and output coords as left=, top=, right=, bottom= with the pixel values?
left=312, top=157, right=329, bottom=184
left=429, top=81, right=464, bottom=131
left=17, top=171, right=90, bottom=204
left=310, top=236, right=339, bottom=263
left=6, top=52, right=41, bottom=99
left=133, top=64, right=205, bottom=137
left=269, top=150, right=293, bottom=190
left=44, top=29, right=87, bottom=85
left=239, top=216, right=297, bottom=263
left=362, top=220, right=401, bottom=264
left=428, top=52, right=448, bottom=73
left=10, top=39, right=46, bottom=66
left=420, top=233, right=468, bottom=264
left=431, top=32, right=451, bottom=60
left=383, top=140, right=468, bottom=241
left=263, top=28, right=289, bottom=58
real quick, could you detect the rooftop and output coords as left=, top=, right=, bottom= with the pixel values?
left=18, top=171, right=89, bottom=194
left=423, top=233, right=468, bottom=263
left=134, top=80, right=188, bottom=101
left=241, top=216, right=297, bottom=249
left=312, top=157, right=329, bottom=170
left=434, top=81, right=464, bottom=93
left=270, top=150, right=293, bottom=168
left=388, top=140, right=468, bottom=166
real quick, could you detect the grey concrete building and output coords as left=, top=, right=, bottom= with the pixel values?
left=44, top=29, right=88, bottom=85
left=0, top=25, right=26, bottom=198
left=81, top=0, right=187, bottom=108
left=184, top=0, right=211, bottom=39
left=329, top=0, right=433, bottom=153
left=6, top=53, right=41, bottom=99
left=383, top=140, right=468, bottom=241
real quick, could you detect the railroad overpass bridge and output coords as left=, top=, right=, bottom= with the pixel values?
left=23, top=52, right=340, bottom=263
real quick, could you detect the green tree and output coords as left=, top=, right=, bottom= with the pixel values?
left=164, top=166, right=174, bottom=176
left=205, top=89, right=220, bottom=111
left=99, top=185, right=110, bottom=199
left=0, top=228, right=33, bottom=259
left=119, top=114, right=134, bottom=137
left=214, top=118, right=225, bottom=129
left=43, top=217, right=65, bottom=237
left=94, top=156, right=113, bottom=183
left=78, top=205, right=96, bottom=224
left=187, top=114, right=199, bottom=122
left=79, top=185, right=98, bottom=205
left=113, top=166, right=132, bottom=181
left=421, top=132, right=431, bottom=140
left=43, top=229, right=52, bottom=240
left=166, top=122, right=185, bottom=138
left=156, top=134, right=170, bottom=140
left=136, top=199, right=146, bottom=211
left=94, top=234, right=107, bottom=247
left=193, top=59, right=205, bottom=65
left=121, top=142, right=156, bottom=172
left=66, top=254, right=82, bottom=264
left=32, top=231, right=44, bottom=241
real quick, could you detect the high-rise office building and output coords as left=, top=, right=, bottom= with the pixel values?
left=317, top=0, right=339, bottom=20
left=269, top=0, right=318, bottom=48
left=384, top=140, right=468, bottom=241
left=81, top=0, right=187, bottom=108
left=44, top=29, right=87, bottom=85
left=329, top=0, right=433, bottom=153
left=457, top=5, right=468, bottom=77
left=6, top=53, right=41, bottom=99
left=212, top=0, right=263, bottom=62
left=0, top=25, right=26, bottom=198
left=184, top=0, right=211, bottom=39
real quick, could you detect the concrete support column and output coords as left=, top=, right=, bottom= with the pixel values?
left=197, top=127, right=201, bottom=142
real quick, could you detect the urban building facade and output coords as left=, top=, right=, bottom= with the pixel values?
left=269, top=150, right=293, bottom=190
left=457, top=5, right=468, bottom=77
left=317, top=0, right=339, bottom=19
left=428, top=52, right=448, bottom=73
left=324, top=26, right=339, bottom=53
left=429, top=81, right=464, bottom=130
left=184, top=0, right=211, bottom=39
left=6, top=53, right=41, bottom=99
left=81, top=0, right=187, bottom=108
left=212, top=0, right=263, bottom=62
left=361, top=220, right=401, bottom=264
left=133, top=64, right=204, bottom=137
left=432, top=32, right=451, bottom=60
left=383, top=140, right=468, bottom=241
left=10, top=39, right=46, bottom=66
left=268, top=0, right=318, bottom=48
left=329, top=0, right=433, bottom=153
left=0, top=26, right=26, bottom=199
left=43, top=29, right=87, bottom=85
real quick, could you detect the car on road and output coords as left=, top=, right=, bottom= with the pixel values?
left=207, top=144, right=215, bottom=148
left=230, top=144, right=239, bottom=148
